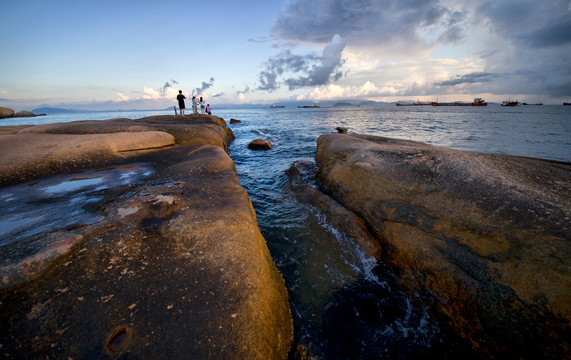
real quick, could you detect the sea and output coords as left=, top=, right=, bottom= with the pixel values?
left=2, top=104, right=570, bottom=358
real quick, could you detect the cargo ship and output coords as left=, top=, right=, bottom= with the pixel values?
left=501, top=100, right=521, bottom=107
left=298, top=105, right=320, bottom=108
left=431, top=98, right=488, bottom=106
left=396, top=101, right=431, bottom=106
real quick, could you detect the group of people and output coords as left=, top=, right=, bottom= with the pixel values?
left=177, top=90, right=211, bottom=116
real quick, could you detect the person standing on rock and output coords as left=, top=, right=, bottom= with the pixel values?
left=192, top=96, right=198, bottom=115
left=200, top=97, right=206, bottom=114
left=177, top=90, right=186, bottom=116
left=206, top=104, right=211, bottom=115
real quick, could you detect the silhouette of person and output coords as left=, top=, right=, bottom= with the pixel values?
left=177, top=90, right=186, bottom=116
left=192, top=96, right=198, bottom=115
left=200, top=97, right=205, bottom=114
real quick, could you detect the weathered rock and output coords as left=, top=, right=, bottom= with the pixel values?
left=0, top=116, right=292, bottom=358
left=0, top=107, right=14, bottom=118
left=316, top=133, right=571, bottom=359
left=286, top=160, right=380, bottom=261
left=0, top=115, right=235, bottom=186
left=230, top=118, right=241, bottom=124
left=335, top=127, right=348, bottom=134
left=13, top=110, right=36, bottom=118
left=248, top=139, right=272, bottom=150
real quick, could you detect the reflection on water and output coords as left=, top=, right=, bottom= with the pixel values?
left=0, top=164, right=154, bottom=249
left=43, top=176, right=105, bottom=194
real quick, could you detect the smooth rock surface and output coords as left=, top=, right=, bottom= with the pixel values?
left=13, top=110, right=37, bottom=117
left=316, top=133, right=570, bottom=359
left=248, top=139, right=272, bottom=150
left=0, top=116, right=292, bottom=359
left=0, top=115, right=235, bottom=186
left=0, top=107, right=15, bottom=118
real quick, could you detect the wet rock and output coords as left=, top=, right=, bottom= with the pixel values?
left=0, top=117, right=292, bottom=358
left=286, top=160, right=380, bottom=261
left=248, top=139, right=272, bottom=150
left=315, top=133, right=571, bottom=359
left=0, top=107, right=15, bottom=118
left=230, top=118, right=241, bottom=124
left=335, top=127, right=347, bottom=134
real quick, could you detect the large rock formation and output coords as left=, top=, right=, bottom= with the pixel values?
left=316, top=133, right=570, bottom=359
left=0, top=115, right=292, bottom=359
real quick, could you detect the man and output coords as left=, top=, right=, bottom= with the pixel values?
left=192, top=96, right=198, bottom=115
left=177, top=90, right=186, bottom=116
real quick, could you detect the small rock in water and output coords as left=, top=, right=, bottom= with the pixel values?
left=230, top=118, right=241, bottom=124
left=248, top=139, right=272, bottom=150
left=336, top=127, right=348, bottom=134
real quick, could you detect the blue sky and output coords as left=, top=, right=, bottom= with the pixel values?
left=1, top=0, right=570, bottom=110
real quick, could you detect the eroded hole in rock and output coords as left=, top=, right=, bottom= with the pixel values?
left=106, top=326, right=129, bottom=353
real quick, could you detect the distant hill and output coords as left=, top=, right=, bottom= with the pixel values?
left=333, top=102, right=359, bottom=107
left=31, top=107, right=88, bottom=114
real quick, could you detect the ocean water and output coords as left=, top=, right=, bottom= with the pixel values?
left=2, top=105, right=570, bottom=357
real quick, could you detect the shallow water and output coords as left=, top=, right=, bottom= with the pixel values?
left=1, top=105, right=570, bottom=357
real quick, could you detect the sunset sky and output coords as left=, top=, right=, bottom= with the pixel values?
left=1, top=0, right=570, bottom=110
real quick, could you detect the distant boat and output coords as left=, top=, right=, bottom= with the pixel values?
left=298, top=105, right=320, bottom=108
left=270, top=105, right=285, bottom=108
left=396, top=100, right=430, bottom=106
left=501, top=100, right=521, bottom=107
left=522, top=102, right=543, bottom=105
left=430, top=98, right=487, bottom=106
left=563, top=102, right=571, bottom=106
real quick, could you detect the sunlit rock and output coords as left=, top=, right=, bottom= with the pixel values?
left=0, top=116, right=292, bottom=358
left=316, top=133, right=570, bottom=359
left=248, top=139, right=272, bottom=150
left=0, top=107, right=15, bottom=118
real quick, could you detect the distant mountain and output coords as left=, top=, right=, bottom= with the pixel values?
left=333, top=102, right=358, bottom=107
left=31, top=107, right=89, bottom=114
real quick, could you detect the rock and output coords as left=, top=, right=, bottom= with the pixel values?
left=0, top=115, right=235, bottom=186
left=13, top=110, right=36, bottom=118
left=315, top=133, right=570, bottom=359
left=230, top=118, right=241, bottom=124
left=0, top=116, right=292, bottom=358
left=0, top=107, right=15, bottom=118
left=286, top=160, right=380, bottom=261
left=335, top=127, right=348, bottom=134
left=248, top=139, right=272, bottom=150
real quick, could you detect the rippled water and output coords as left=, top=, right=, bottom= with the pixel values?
left=216, top=105, right=570, bottom=358
left=2, top=105, right=570, bottom=358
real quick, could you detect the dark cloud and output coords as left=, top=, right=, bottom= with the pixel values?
left=193, top=77, right=215, bottom=96
left=160, top=79, right=179, bottom=93
left=258, top=34, right=346, bottom=92
left=237, top=85, right=251, bottom=95
left=517, top=20, right=571, bottom=48
left=271, top=0, right=465, bottom=49
left=436, top=72, right=494, bottom=86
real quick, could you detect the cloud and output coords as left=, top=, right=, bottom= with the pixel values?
left=193, top=77, right=215, bottom=96
left=298, top=81, right=398, bottom=100
left=142, top=79, right=180, bottom=100
left=436, top=72, right=494, bottom=86
left=271, top=0, right=465, bottom=51
left=517, top=20, right=571, bottom=48
left=257, top=34, right=347, bottom=92
left=212, top=92, right=225, bottom=98
left=115, top=93, right=130, bottom=102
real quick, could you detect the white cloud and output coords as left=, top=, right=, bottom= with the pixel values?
left=115, top=93, right=130, bottom=102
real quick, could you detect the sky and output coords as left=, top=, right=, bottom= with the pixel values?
left=1, top=0, right=570, bottom=110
